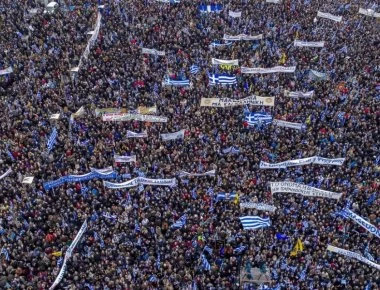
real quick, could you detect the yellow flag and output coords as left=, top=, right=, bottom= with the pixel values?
left=295, top=31, right=299, bottom=40
left=290, top=239, right=303, bottom=256
left=279, top=53, right=287, bottom=65
left=233, top=194, right=240, bottom=205
left=52, top=251, right=62, bottom=257
left=306, top=115, right=311, bottom=125
left=297, top=239, right=304, bottom=251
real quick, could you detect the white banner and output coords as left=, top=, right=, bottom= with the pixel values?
left=114, top=155, right=136, bottom=163
left=223, top=34, right=263, bottom=41
left=270, top=182, right=342, bottom=200
left=0, top=67, right=13, bottom=76
left=294, top=40, right=325, bottom=47
left=178, top=169, right=216, bottom=178
left=212, top=58, right=239, bottom=66
left=200, top=96, right=275, bottom=107
left=102, top=113, right=168, bottom=122
left=95, top=108, right=127, bottom=116
left=284, top=90, right=314, bottom=98
left=89, top=166, right=114, bottom=175
left=126, top=131, right=148, bottom=138
left=358, top=8, right=380, bottom=18
left=260, top=156, right=345, bottom=169
left=240, top=202, right=276, bottom=212
left=342, top=208, right=380, bottom=238
left=228, top=11, right=242, bottom=17
left=104, top=177, right=177, bottom=189
left=161, top=129, right=185, bottom=141
left=0, top=168, right=12, bottom=180
left=142, top=48, right=166, bottom=56
left=72, top=106, right=85, bottom=118
left=241, top=66, right=296, bottom=74
left=266, top=0, right=281, bottom=3
left=49, top=220, right=88, bottom=290
left=317, top=11, right=343, bottom=22
left=137, top=106, right=157, bottom=114
left=273, top=119, right=304, bottom=130
left=327, top=245, right=380, bottom=270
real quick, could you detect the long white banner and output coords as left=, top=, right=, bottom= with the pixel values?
left=270, top=182, right=342, bottom=200
left=212, top=58, right=239, bottom=66
left=104, top=177, right=177, bottom=189
left=342, top=208, right=380, bottom=238
left=228, top=11, right=242, bottom=17
left=327, top=245, right=380, bottom=270
left=317, top=11, right=342, bottom=22
left=260, top=156, right=345, bottom=169
left=266, top=0, right=281, bottom=3
left=178, top=169, right=216, bottom=178
left=240, top=202, right=277, bottom=212
left=358, top=8, right=380, bottom=18
left=200, top=96, right=275, bottom=107
left=114, top=155, right=136, bottom=163
left=126, top=131, right=148, bottom=138
left=294, top=40, right=325, bottom=47
left=273, top=119, right=304, bottom=130
left=49, top=220, right=88, bottom=290
left=142, top=48, right=165, bottom=56
left=284, top=90, right=314, bottom=98
left=241, top=66, right=296, bottom=74
left=0, top=67, right=13, bottom=76
left=102, top=113, right=168, bottom=122
left=0, top=168, right=12, bottom=180
left=95, top=108, right=127, bottom=116
left=223, top=34, right=263, bottom=41
left=161, top=129, right=185, bottom=141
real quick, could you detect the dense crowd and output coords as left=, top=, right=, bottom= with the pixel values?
left=0, top=0, right=379, bottom=289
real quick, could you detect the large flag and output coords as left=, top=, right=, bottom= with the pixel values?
left=208, top=73, right=237, bottom=85
left=171, top=214, right=187, bottom=229
left=239, top=216, right=271, bottom=230
left=244, top=113, right=273, bottom=126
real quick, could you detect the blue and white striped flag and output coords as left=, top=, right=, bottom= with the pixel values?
left=201, top=254, right=211, bottom=271
left=6, top=149, right=15, bottom=161
left=0, top=247, right=10, bottom=261
left=93, top=231, right=105, bottom=248
left=47, top=127, right=58, bottom=152
left=171, top=214, right=187, bottom=229
left=81, top=183, right=89, bottom=195
left=149, top=275, right=158, bottom=282
left=190, top=65, right=200, bottom=74
left=199, top=4, right=223, bottom=13
left=208, top=73, right=237, bottom=85
left=364, top=245, right=375, bottom=262
left=57, top=257, right=63, bottom=267
left=210, top=41, right=233, bottom=48
left=203, top=245, right=213, bottom=255
left=244, top=113, right=273, bottom=126
left=233, top=245, right=247, bottom=254
left=135, top=222, right=141, bottom=232
left=239, top=216, right=271, bottom=230
left=163, top=77, right=190, bottom=87
left=216, top=192, right=236, bottom=201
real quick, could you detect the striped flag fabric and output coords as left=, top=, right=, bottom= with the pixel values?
left=203, top=245, right=213, bottom=255
left=149, top=275, right=158, bottom=282
left=57, top=257, right=63, bottom=267
left=201, top=254, right=211, bottom=271
left=216, top=192, right=237, bottom=201
left=171, top=214, right=187, bottom=229
left=47, top=127, right=58, bottom=152
left=190, top=65, right=200, bottom=74
left=244, top=113, right=273, bottom=126
left=233, top=245, right=247, bottom=254
left=163, top=77, right=190, bottom=87
left=239, top=216, right=271, bottom=230
left=199, top=4, right=223, bottom=13
left=208, top=73, right=237, bottom=85
left=0, top=247, right=10, bottom=261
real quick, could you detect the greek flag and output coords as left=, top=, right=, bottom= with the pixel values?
left=93, top=231, right=105, bottom=248
left=171, top=214, right=187, bottom=229
left=199, top=4, right=223, bottom=13
left=163, top=77, right=190, bottom=87
left=47, top=127, right=58, bottom=152
left=216, top=192, right=236, bottom=201
left=234, top=245, right=247, bottom=254
left=6, top=149, right=15, bottom=161
left=210, top=41, right=233, bottom=48
left=135, top=222, right=141, bottom=232
left=0, top=247, right=10, bottom=260
left=149, top=275, right=158, bottom=282
left=239, top=216, right=271, bottom=230
left=201, top=254, right=211, bottom=270
left=203, top=245, right=213, bottom=255
left=208, top=73, right=237, bottom=85
left=57, top=257, right=63, bottom=267
left=190, top=65, right=200, bottom=74
left=81, top=184, right=89, bottom=195
left=364, top=245, right=375, bottom=262
left=244, top=113, right=273, bottom=126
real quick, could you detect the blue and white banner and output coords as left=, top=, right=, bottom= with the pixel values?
left=239, top=216, right=271, bottom=230
left=114, top=154, right=136, bottom=163
left=284, top=90, right=314, bottom=98
left=327, top=245, right=380, bottom=270
left=199, top=4, right=223, bottom=13
left=178, top=170, right=216, bottom=178
left=208, top=73, right=237, bottom=85
left=317, top=11, right=343, bottom=22
left=163, top=78, right=190, bottom=87
left=341, top=208, right=380, bottom=238
left=104, top=177, right=177, bottom=189
left=273, top=119, right=304, bottom=130
left=49, top=220, right=88, bottom=290
left=209, top=41, right=233, bottom=48
left=228, top=11, right=242, bottom=18
left=0, top=67, right=13, bottom=76
left=358, top=8, right=380, bottom=18
left=211, top=58, right=239, bottom=66
left=43, top=168, right=117, bottom=190
left=201, top=96, right=275, bottom=107
left=142, top=48, right=165, bottom=56
left=47, top=127, right=58, bottom=152
left=89, top=166, right=114, bottom=175
left=240, top=202, right=277, bottom=212
left=102, top=113, right=168, bottom=122
left=127, top=131, right=148, bottom=138
left=241, top=66, right=296, bottom=74
left=0, top=168, right=12, bottom=180
left=270, top=182, right=342, bottom=200
left=260, top=156, right=345, bottom=168
left=223, top=34, right=263, bottom=41
left=294, top=40, right=325, bottom=48
left=161, top=129, right=185, bottom=141
left=245, top=113, right=273, bottom=126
